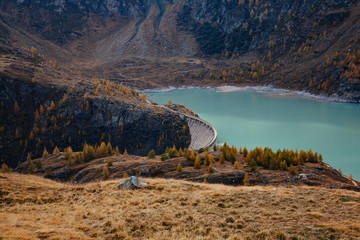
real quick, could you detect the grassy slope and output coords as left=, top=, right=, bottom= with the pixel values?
left=1, top=173, right=359, bottom=240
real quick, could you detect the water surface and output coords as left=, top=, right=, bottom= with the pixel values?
left=147, top=88, right=360, bottom=180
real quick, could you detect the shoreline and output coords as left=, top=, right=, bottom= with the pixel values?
left=143, top=84, right=357, bottom=103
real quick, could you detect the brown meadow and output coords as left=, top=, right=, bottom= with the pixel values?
left=0, top=173, right=359, bottom=240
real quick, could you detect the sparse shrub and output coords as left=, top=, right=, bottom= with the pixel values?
left=243, top=174, right=250, bottom=186
left=198, top=148, right=205, bottom=153
left=83, top=144, right=95, bottom=162
left=168, top=147, right=178, bottom=158
left=280, top=160, right=288, bottom=170
left=178, top=148, right=183, bottom=157
left=194, top=155, right=201, bottom=169
left=16, top=161, right=23, bottom=173
left=189, top=150, right=196, bottom=161
left=102, top=165, right=109, bottom=179
left=219, top=154, right=225, bottom=164
left=204, top=157, right=208, bottom=166
left=208, top=162, right=214, bottom=173
left=106, top=142, right=113, bottom=155
left=42, top=147, right=49, bottom=158
left=107, top=157, right=113, bottom=167
left=28, top=160, right=35, bottom=173
left=176, top=162, right=183, bottom=172
left=213, top=145, right=217, bottom=151
left=249, top=159, right=257, bottom=171
left=234, top=161, right=239, bottom=169
left=148, top=149, right=156, bottom=159
left=114, top=146, right=120, bottom=155
left=323, top=163, right=328, bottom=171
left=1, top=163, right=11, bottom=173
left=74, top=153, right=82, bottom=164
left=161, top=153, right=169, bottom=161
left=229, top=152, right=236, bottom=163
left=348, top=173, right=353, bottom=184
left=208, top=154, right=214, bottom=163
left=318, top=153, right=323, bottom=162
left=65, top=147, right=73, bottom=166
left=96, top=142, right=108, bottom=158
left=27, top=153, right=32, bottom=162
left=289, top=164, right=297, bottom=175
left=35, top=160, right=42, bottom=170
left=243, top=147, right=248, bottom=157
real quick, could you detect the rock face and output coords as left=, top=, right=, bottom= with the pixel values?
left=1, top=0, right=355, bottom=54
left=0, top=77, right=191, bottom=167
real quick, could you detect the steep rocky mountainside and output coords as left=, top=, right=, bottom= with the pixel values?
left=0, top=0, right=360, bottom=101
left=0, top=44, right=191, bottom=168
left=1, top=0, right=360, bottom=167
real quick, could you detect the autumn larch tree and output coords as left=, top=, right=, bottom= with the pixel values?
left=243, top=174, right=250, bottom=186
left=53, top=146, right=60, bottom=154
left=147, top=149, right=156, bottom=159
left=194, top=155, right=201, bottom=169
left=102, top=165, right=109, bottom=179
left=176, top=162, right=183, bottom=172
left=42, top=147, right=49, bottom=158
left=107, top=157, right=113, bottom=167
left=234, top=161, right=239, bottom=169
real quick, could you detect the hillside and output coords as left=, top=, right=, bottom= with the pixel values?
left=16, top=145, right=359, bottom=191
left=1, top=173, right=359, bottom=239
left=0, top=0, right=359, bottom=101
left=0, top=41, right=191, bottom=168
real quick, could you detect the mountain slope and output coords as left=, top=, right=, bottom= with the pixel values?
left=0, top=42, right=191, bottom=168
left=0, top=0, right=359, bottom=102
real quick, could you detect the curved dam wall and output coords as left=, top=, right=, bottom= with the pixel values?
left=149, top=100, right=218, bottom=150
left=181, top=113, right=218, bottom=150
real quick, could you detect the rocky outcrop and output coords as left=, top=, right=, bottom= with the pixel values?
left=0, top=77, right=191, bottom=168
left=24, top=150, right=360, bottom=190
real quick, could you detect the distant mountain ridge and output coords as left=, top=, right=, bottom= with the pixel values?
left=1, top=0, right=357, bottom=55
left=0, top=0, right=359, bottom=100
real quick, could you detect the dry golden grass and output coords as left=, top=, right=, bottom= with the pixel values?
left=0, top=173, right=359, bottom=240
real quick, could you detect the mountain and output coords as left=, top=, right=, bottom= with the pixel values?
left=0, top=0, right=359, bottom=100
left=0, top=38, right=190, bottom=168
left=1, top=0, right=360, bottom=166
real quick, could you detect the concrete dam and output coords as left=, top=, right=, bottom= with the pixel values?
left=149, top=100, right=218, bottom=150
left=181, top=113, right=217, bottom=150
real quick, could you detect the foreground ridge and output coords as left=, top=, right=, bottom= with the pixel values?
left=0, top=173, right=359, bottom=240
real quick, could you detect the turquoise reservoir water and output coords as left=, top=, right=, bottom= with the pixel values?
left=147, top=88, right=360, bottom=180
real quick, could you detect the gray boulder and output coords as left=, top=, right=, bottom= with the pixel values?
left=116, top=176, right=147, bottom=190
